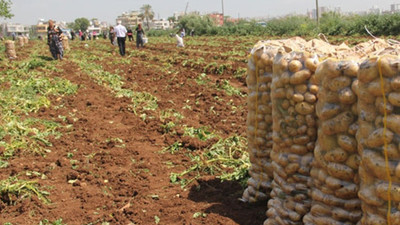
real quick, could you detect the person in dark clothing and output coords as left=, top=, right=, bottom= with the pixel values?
left=47, top=20, right=63, bottom=60
left=135, top=24, right=145, bottom=48
left=109, top=26, right=116, bottom=45
left=70, top=30, right=75, bottom=40
left=127, top=28, right=134, bottom=42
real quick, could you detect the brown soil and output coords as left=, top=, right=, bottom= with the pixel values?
left=0, top=38, right=266, bottom=225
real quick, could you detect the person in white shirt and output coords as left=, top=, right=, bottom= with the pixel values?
left=114, top=20, right=128, bottom=56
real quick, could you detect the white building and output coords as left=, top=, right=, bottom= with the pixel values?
left=391, top=4, right=400, bottom=13
left=153, top=19, right=171, bottom=30
left=2, top=23, right=29, bottom=37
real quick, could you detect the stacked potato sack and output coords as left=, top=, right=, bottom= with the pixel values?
left=266, top=49, right=319, bottom=224
left=5, top=40, right=17, bottom=59
left=303, top=59, right=362, bottom=224
left=242, top=40, right=281, bottom=203
left=17, top=36, right=24, bottom=47
left=23, top=36, right=29, bottom=44
left=62, top=36, right=70, bottom=51
left=358, top=54, right=400, bottom=224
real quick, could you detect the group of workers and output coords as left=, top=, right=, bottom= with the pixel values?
left=47, top=19, right=190, bottom=60
left=109, top=21, right=146, bottom=56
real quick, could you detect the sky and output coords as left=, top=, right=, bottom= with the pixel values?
left=4, top=0, right=398, bottom=25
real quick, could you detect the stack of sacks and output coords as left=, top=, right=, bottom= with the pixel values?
left=5, top=40, right=17, bottom=59
left=243, top=40, right=281, bottom=203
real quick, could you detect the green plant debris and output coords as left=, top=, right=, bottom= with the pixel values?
left=183, top=126, right=217, bottom=141
left=162, top=142, right=183, bottom=154
left=170, top=136, right=250, bottom=188
left=70, top=51, right=157, bottom=114
left=154, top=216, right=160, bottom=224
left=39, top=219, right=66, bottom=225
left=0, top=176, right=50, bottom=204
left=216, top=79, right=245, bottom=97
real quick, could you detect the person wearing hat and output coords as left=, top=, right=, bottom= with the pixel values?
left=114, top=20, right=127, bottom=56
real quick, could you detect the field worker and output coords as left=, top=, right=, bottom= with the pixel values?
left=135, top=24, right=145, bottom=48
left=47, top=20, right=64, bottom=60
left=180, top=28, right=186, bottom=38
left=127, top=28, right=134, bottom=42
left=175, top=34, right=184, bottom=47
left=109, top=26, right=115, bottom=45
left=114, top=20, right=128, bottom=56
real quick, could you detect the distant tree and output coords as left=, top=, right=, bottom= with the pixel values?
left=66, top=22, right=75, bottom=29
left=167, top=16, right=176, bottom=23
left=72, top=17, right=90, bottom=31
left=139, top=4, right=154, bottom=30
left=0, top=0, right=13, bottom=19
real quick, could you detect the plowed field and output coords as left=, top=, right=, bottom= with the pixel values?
left=0, top=36, right=266, bottom=225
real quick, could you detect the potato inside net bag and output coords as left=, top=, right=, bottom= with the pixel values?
left=357, top=55, right=400, bottom=225
left=5, top=40, right=17, bottom=59
left=17, top=36, right=24, bottom=47
left=62, top=36, right=70, bottom=51
left=242, top=40, right=282, bottom=203
left=303, top=59, right=362, bottom=224
left=265, top=49, right=319, bottom=225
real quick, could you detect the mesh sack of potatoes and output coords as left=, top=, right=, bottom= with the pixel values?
left=303, top=59, right=362, bottom=224
left=265, top=49, right=319, bottom=225
left=17, top=36, right=24, bottom=47
left=357, top=54, right=400, bottom=225
left=5, top=40, right=17, bottom=59
left=62, top=36, right=70, bottom=51
left=242, top=41, right=282, bottom=203
left=23, top=36, right=29, bottom=44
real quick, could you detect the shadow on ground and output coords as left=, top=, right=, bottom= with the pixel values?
left=35, top=55, right=54, bottom=61
left=188, top=178, right=267, bottom=225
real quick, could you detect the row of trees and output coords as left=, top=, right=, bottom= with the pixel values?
left=148, top=12, right=400, bottom=37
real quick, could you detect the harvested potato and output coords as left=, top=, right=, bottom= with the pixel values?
left=358, top=56, right=400, bottom=225
left=243, top=43, right=278, bottom=203
left=306, top=59, right=362, bottom=224
left=268, top=50, right=317, bottom=225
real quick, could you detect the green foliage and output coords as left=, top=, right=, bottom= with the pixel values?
left=71, top=17, right=90, bottom=32
left=152, top=12, right=400, bottom=37
left=0, top=0, right=13, bottom=19
left=140, top=4, right=155, bottom=30
left=177, top=15, right=218, bottom=36
left=319, top=12, right=350, bottom=35
left=147, top=29, right=172, bottom=37
left=265, top=15, right=316, bottom=36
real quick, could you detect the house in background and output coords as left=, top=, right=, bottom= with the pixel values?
left=35, top=19, right=48, bottom=39
left=2, top=23, right=30, bottom=37
left=209, top=13, right=224, bottom=26
left=116, top=11, right=142, bottom=28
left=152, top=19, right=171, bottom=30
